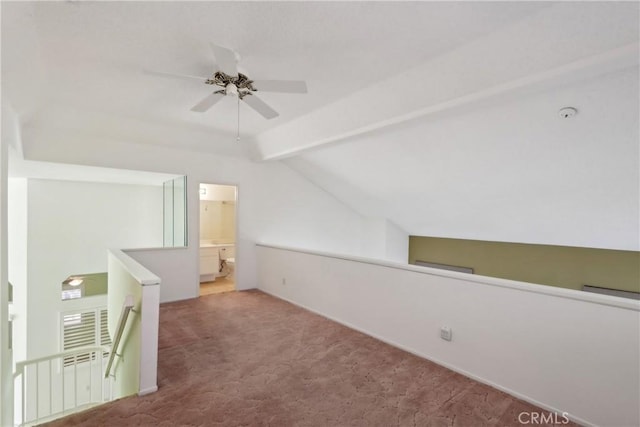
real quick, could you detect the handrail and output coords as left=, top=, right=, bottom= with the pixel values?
left=104, top=295, right=135, bottom=378
left=13, top=345, right=110, bottom=376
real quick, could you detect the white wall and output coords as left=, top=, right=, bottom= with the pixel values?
left=0, top=116, right=14, bottom=427
left=360, top=218, right=386, bottom=259
left=384, top=219, right=408, bottom=263
left=125, top=248, right=191, bottom=303
left=292, top=66, right=640, bottom=252
left=257, top=244, right=640, bottom=427
left=25, top=179, right=163, bottom=358
left=360, top=218, right=409, bottom=263
left=23, top=139, right=369, bottom=303
left=8, top=179, right=28, bottom=363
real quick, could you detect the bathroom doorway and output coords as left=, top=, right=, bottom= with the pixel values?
left=198, top=183, right=237, bottom=296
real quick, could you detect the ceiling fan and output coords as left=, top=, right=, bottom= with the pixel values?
left=146, top=43, right=307, bottom=120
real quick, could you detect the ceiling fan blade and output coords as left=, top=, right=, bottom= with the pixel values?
left=144, top=69, right=208, bottom=83
left=190, top=92, right=226, bottom=112
left=210, top=43, right=238, bottom=77
left=242, top=94, right=279, bottom=119
left=251, top=80, right=308, bottom=94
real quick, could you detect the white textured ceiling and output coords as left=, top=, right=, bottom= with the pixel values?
left=2, top=1, right=546, bottom=149
left=2, top=1, right=638, bottom=251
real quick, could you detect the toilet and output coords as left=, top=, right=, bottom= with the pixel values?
left=219, top=246, right=235, bottom=279
left=225, top=257, right=235, bottom=279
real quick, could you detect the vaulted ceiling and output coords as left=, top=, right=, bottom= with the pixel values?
left=2, top=1, right=638, bottom=251
left=0, top=1, right=554, bottom=154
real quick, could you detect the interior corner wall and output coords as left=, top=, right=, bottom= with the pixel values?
left=384, top=219, right=409, bottom=263
left=361, top=218, right=409, bottom=263
left=24, top=179, right=163, bottom=359
left=23, top=138, right=368, bottom=303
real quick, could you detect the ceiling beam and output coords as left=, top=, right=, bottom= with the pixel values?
left=256, top=43, right=638, bottom=162
left=254, top=2, right=639, bottom=161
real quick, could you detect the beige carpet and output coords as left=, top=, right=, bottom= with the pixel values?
left=43, top=290, right=575, bottom=426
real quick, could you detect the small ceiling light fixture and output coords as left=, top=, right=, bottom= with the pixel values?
left=199, top=187, right=207, bottom=195
left=558, top=107, right=577, bottom=119
left=63, top=276, right=84, bottom=286
left=225, top=83, right=239, bottom=97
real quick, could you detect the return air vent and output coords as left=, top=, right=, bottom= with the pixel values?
left=414, top=260, right=474, bottom=274
left=582, top=285, right=640, bottom=300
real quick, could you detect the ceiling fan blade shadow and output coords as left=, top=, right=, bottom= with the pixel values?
left=191, top=92, right=226, bottom=112
left=242, top=94, right=279, bottom=119
left=210, top=43, right=238, bottom=77
left=252, top=80, right=308, bottom=93
left=144, top=69, right=208, bottom=83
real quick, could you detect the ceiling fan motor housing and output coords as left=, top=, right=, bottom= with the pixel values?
left=206, top=71, right=255, bottom=98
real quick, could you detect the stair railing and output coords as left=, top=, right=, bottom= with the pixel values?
left=104, top=295, right=135, bottom=380
left=13, top=345, right=110, bottom=426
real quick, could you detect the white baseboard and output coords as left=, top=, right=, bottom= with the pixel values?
left=138, top=385, right=158, bottom=396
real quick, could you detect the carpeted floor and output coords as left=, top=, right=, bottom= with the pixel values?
left=43, top=290, right=574, bottom=426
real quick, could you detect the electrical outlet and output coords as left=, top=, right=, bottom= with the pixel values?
left=282, top=278, right=286, bottom=285
left=440, top=326, right=452, bottom=341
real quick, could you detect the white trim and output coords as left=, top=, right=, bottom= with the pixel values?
left=256, top=243, right=640, bottom=311
left=109, top=249, right=161, bottom=286
left=137, top=385, right=158, bottom=396
left=123, top=246, right=189, bottom=253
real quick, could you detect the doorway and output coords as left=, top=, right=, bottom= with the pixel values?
left=198, top=183, right=237, bottom=296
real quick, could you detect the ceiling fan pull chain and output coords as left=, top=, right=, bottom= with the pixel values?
left=237, top=96, right=241, bottom=142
